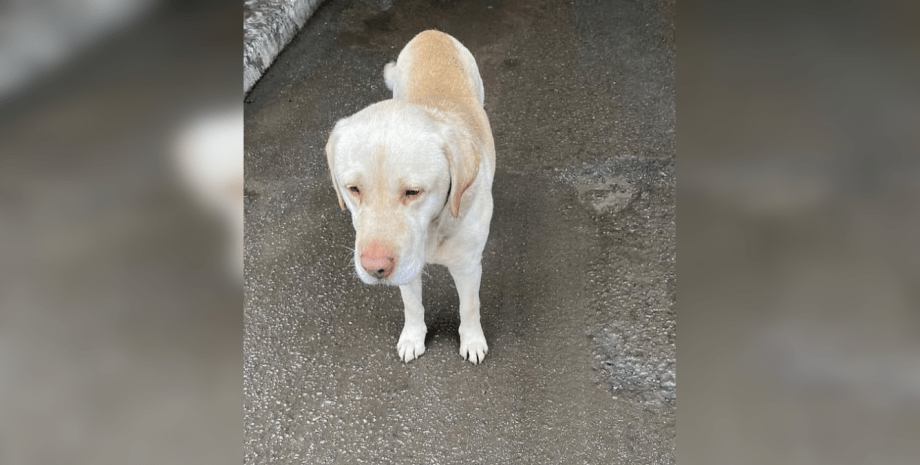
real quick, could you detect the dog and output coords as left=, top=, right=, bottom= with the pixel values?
left=325, top=30, right=495, bottom=364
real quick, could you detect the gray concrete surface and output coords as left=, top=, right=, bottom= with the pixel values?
left=244, top=0, right=675, bottom=462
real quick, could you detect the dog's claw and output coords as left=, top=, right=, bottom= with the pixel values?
left=459, top=327, right=488, bottom=364
left=397, top=323, right=426, bottom=363
left=398, top=342, right=425, bottom=362
left=460, top=343, right=488, bottom=364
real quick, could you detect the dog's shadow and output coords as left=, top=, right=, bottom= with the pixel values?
left=418, top=264, right=461, bottom=345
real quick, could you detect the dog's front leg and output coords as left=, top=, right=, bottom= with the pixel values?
left=397, top=275, right=427, bottom=362
left=450, top=261, right=488, bottom=364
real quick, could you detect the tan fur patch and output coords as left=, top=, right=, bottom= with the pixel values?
left=399, top=30, right=495, bottom=217
left=403, top=31, right=478, bottom=107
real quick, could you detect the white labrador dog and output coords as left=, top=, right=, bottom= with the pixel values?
left=325, top=30, right=495, bottom=364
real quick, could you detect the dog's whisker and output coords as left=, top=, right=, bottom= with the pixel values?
left=330, top=243, right=356, bottom=269
left=332, top=243, right=355, bottom=252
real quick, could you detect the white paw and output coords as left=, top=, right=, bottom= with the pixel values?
left=459, top=325, right=488, bottom=364
left=397, top=323, right=427, bottom=363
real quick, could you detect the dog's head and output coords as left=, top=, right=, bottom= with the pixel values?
left=325, top=100, right=480, bottom=286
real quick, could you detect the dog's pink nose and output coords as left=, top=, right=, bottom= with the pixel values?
left=360, top=241, right=395, bottom=279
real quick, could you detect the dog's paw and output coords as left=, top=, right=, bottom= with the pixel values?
left=397, top=323, right=427, bottom=363
left=459, top=325, right=488, bottom=364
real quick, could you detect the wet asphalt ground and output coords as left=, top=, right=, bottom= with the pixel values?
left=244, top=0, right=675, bottom=462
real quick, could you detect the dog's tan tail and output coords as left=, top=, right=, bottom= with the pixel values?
left=383, top=61, right=398, bottom=92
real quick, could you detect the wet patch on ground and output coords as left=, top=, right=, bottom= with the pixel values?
left=575, top=173, right=639, bottom=215
left=568, top=158, right=676, bottom=409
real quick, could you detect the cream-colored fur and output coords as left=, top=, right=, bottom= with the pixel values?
left=325, top=30, right=495, bottom=364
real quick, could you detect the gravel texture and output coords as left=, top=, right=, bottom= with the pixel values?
left=244, top=0, right=675, bottom=462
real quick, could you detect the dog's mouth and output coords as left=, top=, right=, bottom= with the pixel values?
left=363, top=273, right=393, bottom=286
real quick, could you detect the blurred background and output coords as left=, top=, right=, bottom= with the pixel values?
left=2, top=0, right=918, bottom=463
left=0, top=0, right=241, bottom=463
left=680, top=1, right=920, bottom=464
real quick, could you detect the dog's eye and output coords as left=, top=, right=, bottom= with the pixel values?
left=405, top=189, right=421, bottom=198
left=348, top=186, right=360, bottom=195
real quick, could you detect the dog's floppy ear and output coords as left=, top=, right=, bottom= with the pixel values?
left=325, top=121, right=346, bottom=211
left=441, top=125, right=481, bottom=218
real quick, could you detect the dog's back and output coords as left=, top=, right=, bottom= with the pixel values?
left=384, top=30, right=485, bottom=109
left=383, top=30, right=494, bottom=183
